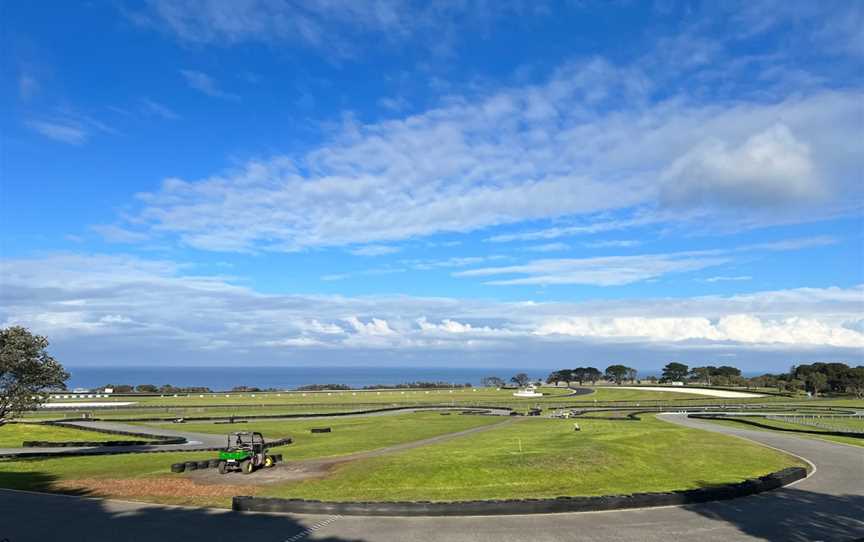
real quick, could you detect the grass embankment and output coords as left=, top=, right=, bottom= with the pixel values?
left=0, top=423, right=148, bottom=447
left=260, top=414, right=806, bottom=502
left=703, top=416, right=864, bottom=448
left=0, top=412, right=504, bottom=507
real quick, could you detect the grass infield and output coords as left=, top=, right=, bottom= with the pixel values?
left=0, top=423, right=148, bottom=447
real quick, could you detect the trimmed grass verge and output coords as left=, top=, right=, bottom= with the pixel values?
left=258, top=415, right=806, bottom=502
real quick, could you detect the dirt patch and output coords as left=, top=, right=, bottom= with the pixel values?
left=189, top=462, right=338, bottom=485
left=52, top=477, right=260, bottom=498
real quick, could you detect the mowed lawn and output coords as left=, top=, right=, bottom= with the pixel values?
left=0, top=423, right=148, bottom=447
left=263, top=415, right=806, bottom=502
left=145, top=411, right=506, bottom=460
left=0, top=412, right=507, bottom=507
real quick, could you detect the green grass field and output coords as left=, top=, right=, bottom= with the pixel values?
left=0, top=411, right=805, bottom=508
left=29, top=387, right=802, bottom=424
left=261, top=415, right=806, bottom=502
left=0, top=423, right=148, bottom=447
left=144, top=411, right=506, bottom=460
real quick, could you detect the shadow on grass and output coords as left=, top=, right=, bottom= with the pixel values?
left=688, top=486, right=864, bottom=542
left=0, top=471, right=367, bottom=542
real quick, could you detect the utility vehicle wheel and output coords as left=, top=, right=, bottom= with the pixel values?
left=217, top=461, right=228, bottom=474
left=264, top=455, right=274, bottom=468
left=240, top=460, right=254, bottom=475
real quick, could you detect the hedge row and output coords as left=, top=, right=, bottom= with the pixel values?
left=232, top=467, right=806, bottom=516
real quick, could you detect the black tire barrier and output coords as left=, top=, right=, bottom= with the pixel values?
left=33, top=421, right=188, bottom=445
left=170, top=463, right=185, bottom=473
left=232, top=467, right=806, bottom=517
left=59, top=405, right=513, bottom=423
left=197, top=460, right=211, bottom=469
left=184, top=461, right=198, bottom=471
left=310, top=427, right=331, bottom=433
left=273, top=454, right=283, bottom=462
left=688, top=414, right=864, bottom=439
left=21, top=438, right=186, bottom=448
left=209, top=459, right=220, bottom=468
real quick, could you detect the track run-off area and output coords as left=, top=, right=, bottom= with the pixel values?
left=0, top=411, right=861, bottom=542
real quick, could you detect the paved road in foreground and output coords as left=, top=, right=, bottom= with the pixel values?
left=1, top=414, right=862, bottom=542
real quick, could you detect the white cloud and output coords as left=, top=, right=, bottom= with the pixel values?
left=456, top=253, right=730, bottom=286
left=92, top=225, right=151, bottom=243
left=109, top=61, right=861, bottom=252
left=25, top=119, right=87, bottom=145
left=705, top=275, right=752, bottom=283
left=534, top=314, right=864, bottom=349
left=584, top=240, right=641, bottom=249
left=3, top=254, right=861, bottom=357
left=661, top=124, right=823, bottom=208
left=349, top=244, right=401, bottom=256
left=180, top=70, right=238, bottom=100
left=526, top=243, right=570, bottom=252
left=141, top=98, right=180, bottom=119
left=456, top=236, right=836, bottom=287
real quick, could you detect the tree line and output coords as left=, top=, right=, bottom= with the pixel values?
left=539, top=361, right=864, bottom=397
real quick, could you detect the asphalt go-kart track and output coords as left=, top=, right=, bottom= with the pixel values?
left=1, top=402, right=862, bottom=542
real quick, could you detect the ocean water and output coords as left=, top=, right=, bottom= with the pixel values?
left=65, top=366, right=533, bottom=391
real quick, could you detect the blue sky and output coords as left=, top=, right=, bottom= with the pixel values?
left=1, top=1, right=862, bottom=372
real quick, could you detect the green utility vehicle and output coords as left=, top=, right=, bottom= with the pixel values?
left=217, top=431, right=277, bottom=474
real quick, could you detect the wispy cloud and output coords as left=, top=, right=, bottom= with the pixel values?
left=583, top=240, right=641, bottom=249
left=25, top=119, right=88, bottom=144
left=25, top=110, right=114, bottom=145
left=456, top=253, right=731, bottom=286
left=526, top=243, right=570, bottom=252
left=348, top=244, right=401, bottom=256
left=705, top=275, right=752, bottom=283
left=18, top=74, right=39, bottom=100
left=456, top=236, right=836, bottom=287
left=140, top=98, right=180, bottom=119
left=180, top=70, right=239, bottom=100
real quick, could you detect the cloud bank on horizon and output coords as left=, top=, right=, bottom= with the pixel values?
left=2, top=1, right=862, bottom=371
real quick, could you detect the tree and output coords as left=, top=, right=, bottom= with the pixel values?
left=546, top=370, right=572, bottom=386
left=511, top=373, right=530, bottom=387
left=135, top=384, right=158, bottom=393
left=689, top=366, right=715, bottom=385
left=604, top=365, right=629, bottom=385
left=661, top=362, right=689, bottom=383
left=805, top=372, right=828, bottom=396
left=0, top=326, right=69, bottom=424
left=571, top=367, right=587, bottom=385
left=481, top=376, right=505, bottom=388
left=584, top=367, right=602, bottom=384
left=625, top=367, right=638, bottom=383
left=847, top=367, right=864, bottom=399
